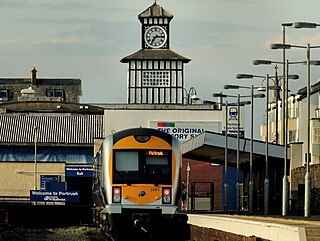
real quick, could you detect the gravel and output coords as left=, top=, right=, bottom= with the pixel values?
left=0, top=226, right=107, bottom=241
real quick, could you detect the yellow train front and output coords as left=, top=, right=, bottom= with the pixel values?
left=93, top=127, right=182, bottom=235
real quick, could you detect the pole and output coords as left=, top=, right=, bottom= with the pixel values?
left=236, top=95, right=240, bottom=213
left=186, top=162, right=190, bottom=212
left=224, top=101, right=229, bottom=212
left=305, top=43, right=311, bottom=217
left=282, top=60, right=289, bottom=216
left=281, top=25, right=286, bottom=145
left=264, top=75, right=270, bottom=215
left=274, top=66, right=279, bottom=144
left=249, top=85, right=254, bottom=214
left=34, top=126, right=38, bottom=191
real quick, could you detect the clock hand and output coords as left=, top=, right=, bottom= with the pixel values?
left=151, top=34, right=159, bottom=44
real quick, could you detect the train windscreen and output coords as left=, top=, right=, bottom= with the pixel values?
left=113, top=150, right=171, bottom=184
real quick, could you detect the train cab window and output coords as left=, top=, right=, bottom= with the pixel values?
left=145, top=154, right=170, bottom=184
left=113, top=150, right=171, bottom=184
left=114, top=151, right=140, bottom=182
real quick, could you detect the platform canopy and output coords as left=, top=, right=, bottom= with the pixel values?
left=182, top=131, right=287, bottom=167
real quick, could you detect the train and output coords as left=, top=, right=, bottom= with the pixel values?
left=92, top=127, right=184, bottom=237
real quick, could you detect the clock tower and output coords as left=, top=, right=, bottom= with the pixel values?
left=121, top=2, right=191, bottom=104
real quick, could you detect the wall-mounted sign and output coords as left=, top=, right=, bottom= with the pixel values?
left=223, top=106, right=245, bottom=137
left=40, top=175, right=61, bottom=190
left=149, top=121, right=218, bottom=141
left=65, top=166, right=93, bottom=177
left=30, top=190, right=80, bottom=203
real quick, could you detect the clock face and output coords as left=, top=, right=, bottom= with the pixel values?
left=144, top=26, right=167, bottom=49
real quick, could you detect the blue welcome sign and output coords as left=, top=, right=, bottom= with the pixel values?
left=30, top=190, right=80, bottom=202
left=65, top=166, right=94, bottom=177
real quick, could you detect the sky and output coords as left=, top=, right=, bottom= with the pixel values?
left=1, top=0, right=320, bottom=137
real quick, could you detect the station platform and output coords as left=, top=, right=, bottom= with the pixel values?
left=187, top=213, right=320, bottom=241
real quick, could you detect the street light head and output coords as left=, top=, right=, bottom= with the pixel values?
left=212, top=92, right=227, bottom=98
left=270, top=43, right=292, bottom=49
left=242, top=100, right=251, bottom=105
left=190, top=94, right=200, bottom=101
left=253, top=93, right=265, bottom=98
left=287, top=74, right=299, bottom=80
left=257, top=86, right=266, bottom=92
left=252, top=60, right=272, bottom=65
left=303, top=60, right=320, bottom=66
left=293, top=22, right=318, bottom=29
left=282, top=22, right=293, bottom=27
left=224, top=84, right=240, bottom=89
left=236, top=74, right=253, bottom=79
left=203, top=100, right=217, bottom=105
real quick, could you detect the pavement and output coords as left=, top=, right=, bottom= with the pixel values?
left=187, top=213, right=320, bottom=241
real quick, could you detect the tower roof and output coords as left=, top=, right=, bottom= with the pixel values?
left=139, top=2, right=174, bottom=18
left=121, top=49, right=191, bottom=63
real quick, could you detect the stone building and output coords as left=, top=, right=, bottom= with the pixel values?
left=0, top=66, right=81, bottom=103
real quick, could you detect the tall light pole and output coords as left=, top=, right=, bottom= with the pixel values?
left=280, top=22, right=320, bottom=145
left=186, top=162, right=190, bottom=212
left=236, top=74, right=297, bottom=215
left=253, top=59, right=312, bottom=215
left=34, top=126, right=38, bottom=191
left=271, top=42, right=320, bottom=217
left=224, top=84, right=264, bottom=214
left=212, top=92, right=251, bottom=213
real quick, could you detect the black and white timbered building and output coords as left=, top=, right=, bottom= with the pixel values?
left=121, top=2, right=191, bottom=104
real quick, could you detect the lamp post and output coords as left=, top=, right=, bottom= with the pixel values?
left=280, top=22, right=320, bottom=145
left=34, top=126, right=38, bottom=191
left=212, top=92, right=251, bottom=213
left=186, top=162, right=190, bottom=212
left=183, top=87, right=199, bottom=104
left=271, top=43, right=320, bottom=217
left=253, top=58, right=319, bottom=215
left=224, top=84, right=264, bottom=214
left=236, top=74, right=297, bottom=215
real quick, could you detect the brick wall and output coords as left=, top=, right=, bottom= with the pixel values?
left=291, top=164, right=320, bottom=212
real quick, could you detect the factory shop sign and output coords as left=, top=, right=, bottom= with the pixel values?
left=157, top=122, right=204, bottom=140
left=30, top=190, right=80, bottom=203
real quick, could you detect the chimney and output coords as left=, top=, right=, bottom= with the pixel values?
left=31, top=65, right=37, bottom=85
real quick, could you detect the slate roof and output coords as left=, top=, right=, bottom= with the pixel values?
left=121, top=49, right=191, bottom=63
left=139, top=2, right=174, bottom=18
left=0, top=78, right=81, bottom=86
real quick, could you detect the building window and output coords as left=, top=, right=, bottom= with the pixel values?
left=312, top=127, right=320, bottom=144
left=142, top=71, right=170, bottom=87
left=0, top=89, right=9, bottom=101
left=46, top=89, right=65, bottom=101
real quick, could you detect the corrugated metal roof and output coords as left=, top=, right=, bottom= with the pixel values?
left=0, top=114, right=103, bottom=144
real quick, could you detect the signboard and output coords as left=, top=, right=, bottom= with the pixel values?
left=65, top=166, right=94, bottom=177
left=30, top=190, right=80, bottom=203
left=149, top=121, right=219, bottom=141
left=40, top=175, right=61, bottom=190
left=223, top=106, right=245, bottom=137
left=222, top=130, right=245, bottom=138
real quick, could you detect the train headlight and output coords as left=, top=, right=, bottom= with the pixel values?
left=112, top=187, right=122, bottom=203
left=162, top=188, right=171, bottom=204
